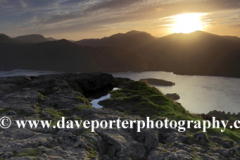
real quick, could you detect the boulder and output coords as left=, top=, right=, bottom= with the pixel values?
left=194, top=132, right=209, bottom=145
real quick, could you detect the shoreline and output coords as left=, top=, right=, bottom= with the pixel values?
left=1, top=68, right=240, bottom=79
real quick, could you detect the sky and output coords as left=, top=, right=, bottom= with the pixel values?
left=0, top=0, right=240, bottom=40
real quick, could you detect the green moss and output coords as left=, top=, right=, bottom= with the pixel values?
left=73, top=115, right=82, bottom=121
left=34, top=106, right=40, bottom=111
left=86, top=147, right=97, bottom=158
left=102, top=81, right=196, bottom=120
left=77, top=105, right=92, bottom=111
left=32, top=157, right=39, bottom=160
left=208, top=142, right=217, bottom=150
left=82, top=129, right=92, bottom=134
left=126, top=155, right=133, bottom=160
left=40, top=95, right=45, bottom=100
left=110, top=91, right=126, bottom=99
left=16, top=148, right=41, bottom=157
left=206, top=127, right=240, bottom=143
left=0, top=108, right=5, bottom=114
left=101, top=80, right=240, bottom=145
left=187, top=130, right=213, bottom=147
left=76, top=95, right=91, bottom=105
left=85, top=137, right=95, bottom=145
left=222, top=129, right=240, bottom=143
left=37, top=91, right=46, bottom=100
left=75, top=95, right=93, bottom=111
left=191, top=153, right=200, bottom=160
left=43, top=107, right=64, bottom=127
left=45, top=107, right=63, bottom=120
left=158, top=142, right=164, bottom=146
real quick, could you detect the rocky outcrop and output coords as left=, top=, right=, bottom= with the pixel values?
left=0, top=73, right=240, bottom=159
left=165, top=93, right=180, bottom=100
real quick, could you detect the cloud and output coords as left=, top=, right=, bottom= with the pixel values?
left=41, top=13, right=83, bottom=24
left=41, top=0, right=157, bottom=24
left=85, top=0, right=141, bottom=12
left=40, top=0, right=240, bottom=25
left=1, top=0, right=240, bottom=39
left=18, top=0, right=240, bottom=39
left=0, top=0, right=7, bottom=4
left=19, top=0, right=28, bottom=8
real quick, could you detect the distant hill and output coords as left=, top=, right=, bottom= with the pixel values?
left=75, top=30, right=157, bottom=51
left=47, top=37, right=57, bottom=41
left=1, top=31, right=240, bottom=78
left=0, top=39, right=140, bottom=72
left=14, top=34, right=48, bottom=43
left=0, top=34, right=11, bottom=42
left=0, top=34, right=18, bottom=44
left=138, top=31, right=240, bottom=77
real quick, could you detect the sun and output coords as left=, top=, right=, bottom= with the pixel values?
left=171, top=13, right=206, bottom=34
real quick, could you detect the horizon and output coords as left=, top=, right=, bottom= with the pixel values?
left=2, top=30, right=240, bottom=42
left=1, top=0, right=240, bottom=40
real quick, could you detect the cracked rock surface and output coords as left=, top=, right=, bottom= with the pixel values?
left=0, top=73, right=240, bottom=160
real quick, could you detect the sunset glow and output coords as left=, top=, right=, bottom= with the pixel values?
left=171, top=13, right=206, bottom=34
left=0, top=1, right=240, bottom=39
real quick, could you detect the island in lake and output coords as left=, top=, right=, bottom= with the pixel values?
left=140, top=78, right=175, bottom=86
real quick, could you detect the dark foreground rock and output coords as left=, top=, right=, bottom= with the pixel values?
left=0, top=73, right=240, bottom=160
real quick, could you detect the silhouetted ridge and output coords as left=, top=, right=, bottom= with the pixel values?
left=1, top=31, right=240, bottom=78
left=14, top=34, right=48, bottom=43
left=0, top=38, right=140, bottom=72
left=0, top=33, right=20, bottom=45
left=0, top=34, right=12, bottom=42
left=138, top=31, right=240, bottom=77
left=75, top=30, right=157, bottom=51
left=46, top=37, right=57, bottom=41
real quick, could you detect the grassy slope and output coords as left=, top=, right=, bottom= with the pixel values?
left=100, top=81, right=240, bottom=143
left=101, top=81, right=198, bottom=120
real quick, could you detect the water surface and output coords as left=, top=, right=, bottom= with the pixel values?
left=90, top=88, right=119, bottom=108
left=1, top=69, right=240, bottom=114
left=112, top=71, right=240, bottom=114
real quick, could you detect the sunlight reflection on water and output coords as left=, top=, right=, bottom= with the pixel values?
left=112, top=71, right=240, bottom=114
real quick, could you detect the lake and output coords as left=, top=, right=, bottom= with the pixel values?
left=112, top=71, right=240, bottom=114
left=1, top=69, right=240, bottom=114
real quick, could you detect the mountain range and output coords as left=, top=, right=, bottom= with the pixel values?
left=1, top=30, right=240, bottom=78
left=75, top=30, right=157, bottom=51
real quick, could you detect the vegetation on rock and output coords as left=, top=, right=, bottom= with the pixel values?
left=100, top=81, right=195, bottom=120
left=1, top=73, right=240, bottom=159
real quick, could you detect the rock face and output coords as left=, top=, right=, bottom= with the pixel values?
left=0, top=73, right=240, bottom=160
left=194, top=132, right=209, bottom=145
